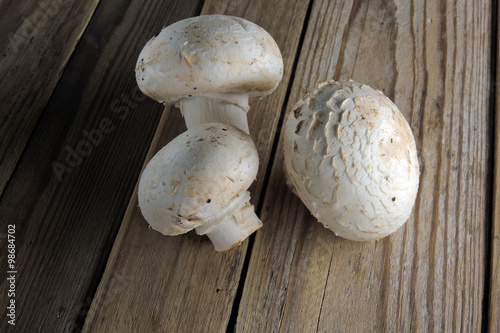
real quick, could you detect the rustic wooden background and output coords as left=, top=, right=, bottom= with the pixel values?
left=0, top=0, right=498, bottom=332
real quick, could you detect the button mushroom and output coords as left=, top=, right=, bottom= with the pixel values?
left=136, top=14, right=284, bottom=134
left=138, top=123, right=262, bottom=251
left=283, top=80, right=420, bottom=241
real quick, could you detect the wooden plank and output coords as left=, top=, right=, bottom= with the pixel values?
left=236, top=0, right=493, bottom=332
left=0, top=0, right=101, bottom=196
left=0, top=0, right=203, bottom=332
left=82, top=0, right=312, bottom=332
left=488, top=3, right=500, bottom=330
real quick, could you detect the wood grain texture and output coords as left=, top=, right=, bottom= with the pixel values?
left=489, top=3, right=500, bottom=330
left=0, top=0, right=101, bottom=197
left=0, top=0, right=203, bottom=332
left=82, top=0, right=311, bottom=332
left=236, top=0, right=492, bottom=332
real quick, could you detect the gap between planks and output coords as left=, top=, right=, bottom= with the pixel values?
left=226, top=0, right=316, bottom=330
left=488, top=1, right=500, bottom=331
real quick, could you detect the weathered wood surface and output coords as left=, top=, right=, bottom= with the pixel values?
left=0, top=0, right=497, bottom=332
left=82, top=0, right=311, bottom=332
left=0, top=0, right=203, bottom=332
left=236, top=0, right=493, bottom=332
left=489, top=3, right=500, bottom=331
left=0, top=0, right=101, bottom=196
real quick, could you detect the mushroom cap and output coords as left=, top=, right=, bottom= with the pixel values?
left=283, top=80, right=420, bottom=241
left=138, top=123, right=259, bottom=235
left=136, top=14, right=283, bottom=105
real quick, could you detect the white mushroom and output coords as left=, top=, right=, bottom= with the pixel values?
left=138, top=123, right=262, bottom=251
left=136, top=14, right=283, bottom=134
left=283, top=80, right=420, bottom=241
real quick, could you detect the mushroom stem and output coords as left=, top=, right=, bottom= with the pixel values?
left=178, top=93, right=250, bottom=134
left=195, top=201, right=262, bottom=251
left=205, top=205, right=262, bottom=251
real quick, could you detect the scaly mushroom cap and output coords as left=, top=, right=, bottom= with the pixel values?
left=136, top=14, right=283, bottom=105
left=283, top=80, right=420, bottom=241
left=138, top=123, right=259, bottom=235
